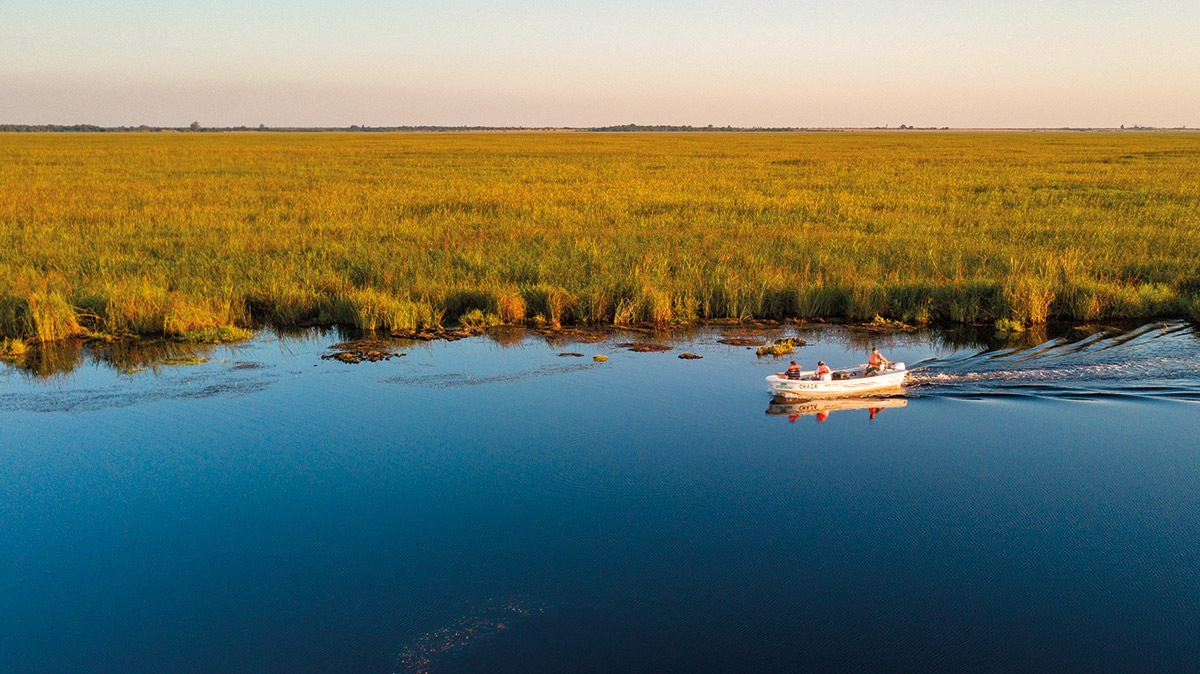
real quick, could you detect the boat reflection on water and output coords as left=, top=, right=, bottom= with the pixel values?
left=766, top=396, right=908, bottom=423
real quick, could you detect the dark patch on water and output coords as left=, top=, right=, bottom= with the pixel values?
left=717, top=338, right=766, bottom=346
left=615, top=342, right=672, bottom=352
left=383, top=362, right=595, bottom=388
left=0, top=379, right=272, bottom=413
left=393, top=595, right=547, bottom=674
left=0, top=363, right=274, bottom=413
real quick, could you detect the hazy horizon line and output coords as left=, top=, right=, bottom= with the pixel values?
left=2, top=122, right=1194, bottom=132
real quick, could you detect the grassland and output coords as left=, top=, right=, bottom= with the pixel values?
left=1, top=131, right=1198, bottom=343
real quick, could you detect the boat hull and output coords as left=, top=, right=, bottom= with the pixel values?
left=766, top=369, right=908, bottom=398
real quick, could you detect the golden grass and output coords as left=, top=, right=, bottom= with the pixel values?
left=0, top=337, right=27, bottom=358
left=1, top=131, right=1199, bottom=341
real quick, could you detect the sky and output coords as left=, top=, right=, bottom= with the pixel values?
left=2, top=0, right=1198, bottom=128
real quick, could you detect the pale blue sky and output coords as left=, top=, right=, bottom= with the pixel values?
left=3, top=0, right=1197, bottom=127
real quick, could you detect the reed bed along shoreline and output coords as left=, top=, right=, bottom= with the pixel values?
left=2, top=131, right=1198, bottom=346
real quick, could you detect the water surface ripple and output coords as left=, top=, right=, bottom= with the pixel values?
left=911, top=321, right=1200, bottom=400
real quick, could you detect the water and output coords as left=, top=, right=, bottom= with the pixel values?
left=1, top=322, right=1199, bottom=673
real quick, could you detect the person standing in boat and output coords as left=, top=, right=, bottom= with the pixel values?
left=814, top=361, right=832, bottom=381
left=865, top=347, right=890, bottom=376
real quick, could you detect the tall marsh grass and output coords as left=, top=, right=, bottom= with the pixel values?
left=2, top=131, right=1199, bottom=341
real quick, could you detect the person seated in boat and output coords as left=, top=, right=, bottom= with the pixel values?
left=865, top=347, right=890, bottom=376
left=814, top=361, right=832, bottom=381
left=784, top=361, right=802, bottom=380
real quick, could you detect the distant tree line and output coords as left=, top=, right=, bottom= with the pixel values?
left=0, top=123, right=1191, bottom=133
left=590, top=124, right=820, bottom=132
left=0, top=124, right=553, bottom=133
left=0, top=124, right=110, bottom=132
left=0, top=123, right=833, bottom=133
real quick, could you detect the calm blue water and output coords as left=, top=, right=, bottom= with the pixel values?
left=1, top=323, right=1199, bottom=673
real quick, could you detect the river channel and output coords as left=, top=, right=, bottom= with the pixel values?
left=2, top=322, right=1198, bottom=673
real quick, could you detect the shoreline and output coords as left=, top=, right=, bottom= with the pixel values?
left=4, top=281, right=1199, bottom=357
left=3, top=316, right=1190, bottom=380
left=3, top=308, right=1196, bottom=351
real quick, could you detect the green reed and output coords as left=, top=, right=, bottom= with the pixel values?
left=1, top=131, right=1198, bottom=342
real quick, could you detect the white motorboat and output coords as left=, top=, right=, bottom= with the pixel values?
left=766, top=363, right=909, bottom=398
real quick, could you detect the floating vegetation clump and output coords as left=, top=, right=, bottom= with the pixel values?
left=616, top=342, right=672, bottom=353
left=757, top=337, right=806, bottom=357
left=679, top=352, right=703, bottom=359
left=756, top=344, right=790, bottom=357
left=718, top=337, right=767, bottom=346
left=160, top=356, right=208, bottom=366
left=321, top=340, right=405, bottom=364
left=852, top=315, right=918, bottom=334
left=390, top=326, right=485, bottom=342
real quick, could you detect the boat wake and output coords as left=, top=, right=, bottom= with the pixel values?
left=907, top=322, right=1200, bottom=401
